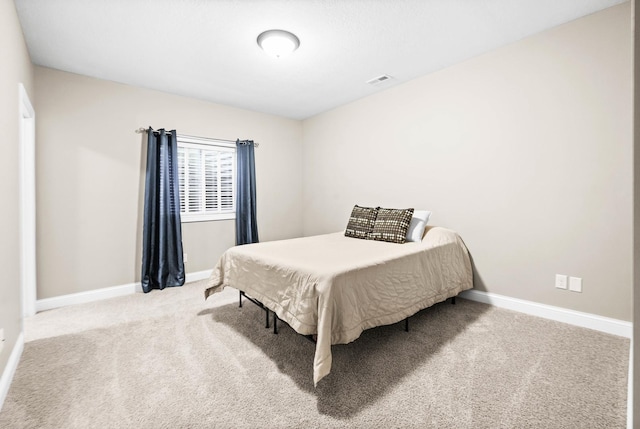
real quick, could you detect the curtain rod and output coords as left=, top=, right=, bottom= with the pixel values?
left=135, top=127, right=259, bottom=148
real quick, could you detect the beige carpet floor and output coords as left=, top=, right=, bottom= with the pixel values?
left=0, top=280, right=629, bottom=428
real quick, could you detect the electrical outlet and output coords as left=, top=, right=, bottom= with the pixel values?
left=555, top=274, right=568, bottom=289
left=569, top=277, right=582, bottom=292
left=184, top=253, right=188, bottom=263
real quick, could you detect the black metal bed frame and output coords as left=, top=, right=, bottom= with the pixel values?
left=238, top=290, right=456, bottom=341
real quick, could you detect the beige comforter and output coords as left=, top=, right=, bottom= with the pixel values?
left=205, top=226, right=473, bottom=385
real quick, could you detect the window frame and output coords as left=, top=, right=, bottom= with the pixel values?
left=176, top=135, right=236, bottom=223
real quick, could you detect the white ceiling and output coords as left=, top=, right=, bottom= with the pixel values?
left=14, top=0, right=626, bottom=120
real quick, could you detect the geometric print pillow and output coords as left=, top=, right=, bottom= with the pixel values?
left=345, top=205, right=379, bottom=240
left=369, top=207, right=414, bottom=244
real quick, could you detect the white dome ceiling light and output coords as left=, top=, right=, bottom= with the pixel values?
left=257, top=29, right=300, bottom=58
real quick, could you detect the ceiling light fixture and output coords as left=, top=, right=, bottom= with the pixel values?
left=257, top=29, right=300, bottom=58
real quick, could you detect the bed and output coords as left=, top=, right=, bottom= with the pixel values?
left=204, top=225, right=473, bottom=385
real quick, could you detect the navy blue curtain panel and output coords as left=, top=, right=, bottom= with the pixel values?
left=141, top=128, right=185, bottom=293
left=236, top=140, right=259, bottom=245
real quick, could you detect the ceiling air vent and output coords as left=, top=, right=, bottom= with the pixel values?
left=366, top=74, right=393, bottom=86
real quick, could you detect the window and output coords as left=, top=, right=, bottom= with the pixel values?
left=177, top=135, right=236, bottom=222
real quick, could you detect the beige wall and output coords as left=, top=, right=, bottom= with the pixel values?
left=34, top=67, right=303, bottom=299
left=302, top=3, right=632, bottom=321
left=18, top=2, right=635, bottom=318
left=633, top=0, right=638, bottom=424
left=0, top=0, right=34, bottom=381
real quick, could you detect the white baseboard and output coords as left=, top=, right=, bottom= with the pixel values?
left=459, top=289, right=632, bottom=338
left=36, top=283, right=138, bottom=313
left=627, top=339, right=633, bottom=429
left=0, top=333, right=24, bottom=412
left=35, top=269, right=213, bottom=313
left=184, top=269, right=212, bottom=284
left=36, top=278, right=631, bottom=339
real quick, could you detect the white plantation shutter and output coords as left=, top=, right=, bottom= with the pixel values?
left=177, top=136, right=236, bottom=222
left=219, top=151, right=234, bottom=211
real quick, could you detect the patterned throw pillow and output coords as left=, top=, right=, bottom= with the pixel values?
left=370, top=207, right=415, bottom=244
left=345, top=205, right=379, bottom=239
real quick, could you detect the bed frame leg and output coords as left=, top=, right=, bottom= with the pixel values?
left=239, top=291, right=243, bottom=308
left=265, top=308, right=270, bottom=329
left=451, top=296, right=456, bottom=305
left=404, top=317, right=409, bottom=332
left=273, top=313, right=278, bottom=334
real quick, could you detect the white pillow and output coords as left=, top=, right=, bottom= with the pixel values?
left=405, top=210, right=432, bottom=242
